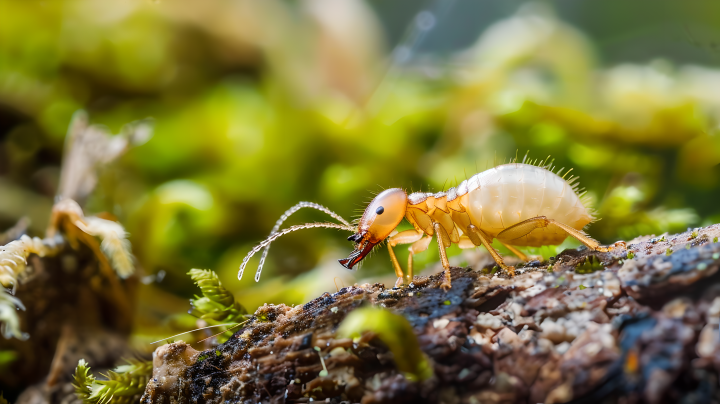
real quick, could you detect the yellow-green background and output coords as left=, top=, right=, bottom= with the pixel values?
left=2, top=0, right=720, bottom=346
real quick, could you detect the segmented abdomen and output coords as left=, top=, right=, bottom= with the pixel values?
left=464, top=164, right=593, bottom=245
left=405, top=163, right=594, bottom=247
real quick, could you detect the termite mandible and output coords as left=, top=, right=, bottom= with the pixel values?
left=239, top=156, right=617, bottom=290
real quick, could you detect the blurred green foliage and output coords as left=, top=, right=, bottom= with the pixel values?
left=1, top=1, right=720, bottom=346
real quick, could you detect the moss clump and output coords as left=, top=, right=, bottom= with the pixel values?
left=575, top=255, right=604, bottom=274
left=73, top=359, right=153, bottom=404
left=188, top=269, right=247, bottom=323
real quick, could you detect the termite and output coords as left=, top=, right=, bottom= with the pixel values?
left=239, top=156, right=615, bottom=290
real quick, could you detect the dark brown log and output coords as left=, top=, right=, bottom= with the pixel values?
left=141, top=224, right=720, bottom=404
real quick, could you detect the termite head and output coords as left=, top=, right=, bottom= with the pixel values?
left=339, top=188, right=407, bottom=269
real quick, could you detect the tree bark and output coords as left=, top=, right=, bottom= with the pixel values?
left=141, top=225, right=720, bottom=404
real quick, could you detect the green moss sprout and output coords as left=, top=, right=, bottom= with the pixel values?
left=574, top=255, right=604, bottom=274
left=72, top=358, right=153, bottom=404
left=188, top=269, right=247, bottom=323
left=187, top=269, right=248, bottom=342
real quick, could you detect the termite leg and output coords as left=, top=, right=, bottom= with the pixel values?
left=386, top=243, right=405, bottom=287
left=406, top=235, right=432, bottom=285
left=466, top=225, right=516, bottom=277
left=499, top=242, right=530, bottom=262
left=433, top=222, right=453, bottom=290
left=547, top=219, right=612, bottom=252
left=495, top=216, right=612, bottom=253
left=388, top=229, right=425, bottom=287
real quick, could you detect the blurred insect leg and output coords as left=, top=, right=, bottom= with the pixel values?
left=433, top=222, right=453, bottom=290
left=388, top=229, right=425, bottom=287
left=386, top=244, right=405, bottom=287
left=466, top=225, right=515, bottom=276
left=457, top=236, right=475, bottom=249
left=495, top=216, right=550, bottom=243
left=407, top=235, right=432, bottom=284
left=548, top=219, right=612, bottom=252
left=500, top=242, right=530, bottom=262
left=495, top=216, right=611, bottom=253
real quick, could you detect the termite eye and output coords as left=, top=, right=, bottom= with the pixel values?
left=376, top=206, right=384, bottom=215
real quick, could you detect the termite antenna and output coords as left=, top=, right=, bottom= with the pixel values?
left=150, top=323, right=241, bottom=344
left=254, top=202, right=350, bottom=285
left=194, top=319, right=250, bottom=345
left=239, top=222, right=355, bottom=282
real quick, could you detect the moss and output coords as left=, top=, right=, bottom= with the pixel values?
left=73, top=359, right=153, bottom=404
left=187, top=269, right=248, bottom=341
left=575, top=255, right=604, bottom=274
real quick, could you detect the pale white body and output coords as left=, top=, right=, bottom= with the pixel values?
left=465, top=164, right=593, bottom=244
left=405, top=163, right=594, bottom=248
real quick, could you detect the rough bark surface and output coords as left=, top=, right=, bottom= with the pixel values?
left=141, top=225, right=720, bottom=403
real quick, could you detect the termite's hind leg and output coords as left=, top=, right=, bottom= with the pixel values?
left=388, top=229, right=425, bottom=287
left=495, top=216, right=611, bottom=253
left=433, top=222, right=453, bottom=290
left=548, top=219, right=612, bottom=252
left=499, top=242, right=530, bottom=262
left=466, top=225, right=516, bottom=276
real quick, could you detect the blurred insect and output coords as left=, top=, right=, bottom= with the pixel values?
left=239, top=156, right=616, bottom=289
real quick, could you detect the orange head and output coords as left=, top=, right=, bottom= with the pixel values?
left=339, top=188, right=408, bottom=269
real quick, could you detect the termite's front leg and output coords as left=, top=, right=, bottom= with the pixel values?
left=388, top=229, right=425, bottom=287
left=433, top=223, right=453, bottom=290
